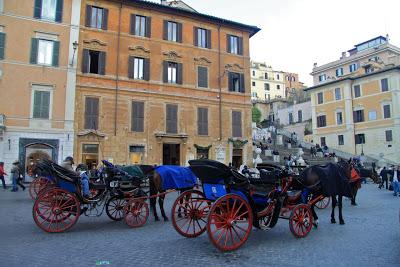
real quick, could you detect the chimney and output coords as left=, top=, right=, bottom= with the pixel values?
left=340, top=51, right=347, bottom=59
left=313, top=62, right=318, bottom=67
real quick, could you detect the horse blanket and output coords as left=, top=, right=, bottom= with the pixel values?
left=300, top=163, right=352, bottom=197
left=155, top=166, right=197, bottom=190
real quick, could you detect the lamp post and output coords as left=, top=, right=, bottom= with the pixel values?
left=70, top=41, right=79, bottom=67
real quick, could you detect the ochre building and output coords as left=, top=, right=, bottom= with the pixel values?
left=74, top=0, right=260, bottom=167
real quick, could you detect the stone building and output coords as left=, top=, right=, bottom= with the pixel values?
left=250, top=61, right=285, bottom=101
left=0, top=0, right=81, bottom=182
left=74, top=0, right=260, bottom=168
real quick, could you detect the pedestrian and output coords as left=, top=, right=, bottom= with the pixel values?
left=10, top=160, right=23, bottom=191
left=0, top=162, right=7, bottom=190
left=61, top=156, right=75, bottom=172
left=380, top=167, right=389, bottom=190
left=390, top=166, right=400, bottom=197
left=16, top=161, right=26, bottom=191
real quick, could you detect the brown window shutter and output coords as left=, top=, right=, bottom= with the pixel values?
left=228, top=72, right=233, bottom=91
left=163, top=20, right=168, bottom=40
left=239, top=73, right=245, bottom=93
left=102, top=9, right=108, bottom=30
left=82, top=49, right=89, bottom=73
left=163, top=61, right=168, bottom=83
left=177, top=23, right=182, bottom=43
left=85, top=98, right=99, bottom=130
left=193, top=27, right=198, bottom=46
left=226, top=35, right=231, bottom=53
left=143, top=58, right=150, bottom=81
left=132, top=101, right=144, bottom=132
left=206, top=29, right=211, bottom=49
left=198, top=66, right=208, bottom=88
left=92, top=98, right=99, bottom=130
left=238, top=37, right=243, bottom=55
left=177, top=63, right=183, bottom=85
left=130, top=14, right=136, bottom=35
left=166, top=104, right=178, bottom=134
left=99, top=51, right=106, bottom=75
left=85, top=5, right=92, bottom=27
left=128, top=56, right=134, bottom=79
left=146, top=17, right=151, bottom=38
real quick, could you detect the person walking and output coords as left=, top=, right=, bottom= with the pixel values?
left=10, top=160, right=22, bottom=191
left=380, top=167, right=389, bottom=190
left=61, top=156, right=75, bottom=171
left=390, top=166, right=400, bottom=196
left=16, top=161, right=25, bottom=191
left=0, top=162, right=7, bottom=190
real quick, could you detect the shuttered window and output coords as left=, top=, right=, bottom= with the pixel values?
left=355, top=134, right=365, bottom=144
left=353, top=110, right=364, bottom=123
left=227, top=34, right=243, bottom=55
left=197, top=107, right=208, bottom=136
left=317, top=92, right=323, bottom=104
left=34, top=0, right=63, bottom=22
left=317, top=115, right=326, bottom=128
left=84, top=97, right=99, bottom=130
left=130, top=15, right=151, bottom=38
left=85, top=5, right=108, bottom=30
left=383, top=104, right=391, bottom=119
left=82, top=49, right=106, bottom=75
left=163, top=61, right=182, bottom=84
left=128, top=57, right=150, bottom=81
left=232, top=111, right=242, bottom=137
left=228, top=72, right=245, bottom=93
left=166, top=104, right=178, bottom=134
left=131, top=101, right=144, bottom=132
left=33, top=91, right=50, bottom=119
left=338, top=135, right=344, bottom=145
left=0, top=32, right=5, bottom=60
left=194, top=27, right=211, bottom=49
left=164, top=21, right=182, bottom=43
left=353, top=85, right=361, bottom=97
left=381, top=78, right=389, bottom=92
left=197, top=66, right=208, bottom=88
left=385, top=130, right=392, bottom=142
left=30, top=38, right=59, bottom=67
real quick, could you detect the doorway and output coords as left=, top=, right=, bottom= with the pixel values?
left=25, top=144, right=53, bottom=182
left=163, top=144, right=180, bottom=165
left=232, top=149, right=243, bottom=169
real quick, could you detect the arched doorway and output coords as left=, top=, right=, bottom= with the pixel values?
left=25, top=144, right=53, bottom=182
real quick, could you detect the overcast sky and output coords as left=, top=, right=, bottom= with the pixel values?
left=183, top=0, right=400, bottom=86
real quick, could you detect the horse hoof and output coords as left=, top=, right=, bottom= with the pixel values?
left=339, top=220, right=345, bottom=225
left=313, top=220, right=319, bottom=229
left=331, top=218, right=336, bottom=224
left=164, top=217, right=169, bottom=222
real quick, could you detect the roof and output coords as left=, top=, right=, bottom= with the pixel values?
left=353, top=35, right=387, bottom=49
left=304, top=65, right=400, bottom=92
left=125, top=0, right=261, bottom=37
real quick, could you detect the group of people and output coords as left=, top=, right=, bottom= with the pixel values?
left=378, top=166, right=400, bottom=197
left=0, top=160, right=26, bottom=192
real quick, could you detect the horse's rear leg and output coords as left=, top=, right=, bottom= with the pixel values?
left=338, top=195, right=345, bottom=225
left=331, top=196, right=337, bottom=224
left=351, top=186, right=358, bottom=206
left=311, top=205, right=319, bottom=228
left=150, top=197, right=160, bottom=221
left=159, top=195, right=168, bottom=221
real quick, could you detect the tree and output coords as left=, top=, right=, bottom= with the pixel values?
left=252, top=106, right=262, bottom=123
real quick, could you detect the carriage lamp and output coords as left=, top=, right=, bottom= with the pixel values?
left=70, top=41, right=79, bottom=66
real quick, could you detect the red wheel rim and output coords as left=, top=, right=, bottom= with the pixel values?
left=171, top=190, right=210, bottom=238
left=32, top=188, right=80, bottom=233
left=315, top=197, right=330, bottom=209
left=29, top=177, right=53, bottom=200
left=207, top=194, right=253, bottom=252
left=106, top=196, right=128, bottom=221
left=289, top=204, right=313, bottom=238
left=124, top=199, right=149, bottom=228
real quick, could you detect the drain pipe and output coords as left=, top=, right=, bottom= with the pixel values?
left=114, top=3, right=122, bottom=136
left=218, top=25, right=222, bottom=141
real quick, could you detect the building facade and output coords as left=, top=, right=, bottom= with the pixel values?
left=0, top=0, right=80, bottom=182
left=250, top=61, right=285, bottom=101
left=74, top=0, right=260, bottom=168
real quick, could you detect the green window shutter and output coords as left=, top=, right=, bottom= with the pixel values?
left=41, top=91, right=50, bottom=118
left=30, top=38, right=39, bottom=64
left=33, top=91, right=41, bottom=118
left=34, top=0, right=42, bottom=19
left=0, top=33, right=5, bottom=60
left=55, top=0, right=64, bottom=23
left=52, top=41, right=60, bottom=67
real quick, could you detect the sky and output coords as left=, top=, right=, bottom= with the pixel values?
left=182, top=0, right=400, bottom=86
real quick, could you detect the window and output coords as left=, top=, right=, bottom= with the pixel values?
left=34, top=0, right=63, bottom=22
left=349, top=63, right=358, bottom=72
left=197, top=66, right=208, bottom=88
left=365, top=66, right=374, bottom=74
left=277, top=85, right=281, bottom=90
left=353, top=110, right=364, bottom=123
left=298, top=110, right=303, bottom=123
left=227, top=34, right=243, bottom=55
left=317, top=92, right=323, bottom=104
left=131, top=101, right=144, bottom=132
left=33, top=91, right=50, bottom=119
left=129, top=145, right=145, bottom=164
left=128, top=57, right=149, bottom=81
left=196, top=148, right=209, bottom=159
left=84, top=97, right=99, bottom=130
left=381, top=78, right=389, bottom=92
left=320, top=137, right=326, bottom=147
left=252, top=92, right=258, bottom=98
left=353, top=85, right=361, bottom=98
left=336, top=68, right=343, bottom=77
left=194, top=27, right=211, bottom=49
left=85, top=6, right=108, bottom=30
left=252, top=81, right=256, bottom=86
left=163, top=61, right=182, bottom=84
left=288, top=113, right=293, bottom=124
left=232, top=111, right=242, bottom=137
left=82, top=49, right=106, bottom=75
left=277, top=74, right=280, bottom=80
left=197, top=107, right=208, bottom=135
left=383, top=104, right=391, bottom=119
left=131, top=15, right=151, bottom=37
left=264, top=73, right=268, bottom=79
left=164, top=21, right=182, bottom=42
left=0, top=32, right=5, bottom=60
left=385, top=130, right=393, bottom=142
left=82, top=144, right=99, bottom=166
left=264, top=83, right=270, bottom=91
left=166, top=104, right=178, bottom=134
left=317, top=115, right=326, bottom=128
left=30, top=38, right=59, bottom=66
left=319, top=74, right=326, bottom=82
left=368, top=110, right=377, bottom=121
left=355, top=134, right=365, bottom=144
left=252, top=70, right=255, bottom=76
left=338, top=135, right=344, bottom=146
left=228, top=72, right=245, bottom=93
left=336, top=112, right=343, bottom=125
left=335, top=88, right=341, bottom=100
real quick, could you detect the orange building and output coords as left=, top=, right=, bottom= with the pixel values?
left=74, top=0, right=260, bottom=168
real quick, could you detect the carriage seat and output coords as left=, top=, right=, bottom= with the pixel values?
left=286, top=190, right=302, bottom=202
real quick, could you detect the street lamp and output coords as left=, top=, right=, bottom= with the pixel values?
left=70, top=41, right=79, bottom=66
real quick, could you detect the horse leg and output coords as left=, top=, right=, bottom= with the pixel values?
left=158, top=194, right=168, bottom=221
left=338, top=195, right=345, bottom=225
left=311, top=205, right=319, bottom=228
left=351, top=185, right=358, bottom=206
left=150, top=196, right=159, bottom=221
left=331, top=196, right=337, bottom=224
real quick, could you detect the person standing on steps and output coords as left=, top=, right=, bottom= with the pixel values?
left=0, top=162, right=7, bottom=190
left=379, top=167, right=389, bottom=190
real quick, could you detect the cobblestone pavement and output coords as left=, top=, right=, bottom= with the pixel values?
left=0, top=183, right=399, bottom=267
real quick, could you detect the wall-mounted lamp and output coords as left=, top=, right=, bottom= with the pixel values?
left=70, top=41, right=79, bottom=67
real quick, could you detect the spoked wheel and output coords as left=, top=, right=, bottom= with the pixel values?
left=124, top=198, right=149, bottom=228
left=106, top=195, right=128, bottom=221
left=32, top=188, right=80, bottom=233
left=171, top=190, right=210, bottom=238
left=289, top=204, right=313, bottom=238
left=315, top=197, right=330, bottom=209
left=29, top=177, right=54, bottom=200
left=207, top=194, right=253, bottom=252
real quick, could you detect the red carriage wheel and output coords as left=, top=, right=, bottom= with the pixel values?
left=207, top=194, right=253, bottom=252
left=124, top=198, right=149, bottom=228
left=289, top=204, right=313, bottom=238
left=32, top=188, right=80, bottom=233
left=171, top=190, right=210, bottom=238
left=106, top=195, right=128, bottom=221
left=29, top=177, right=53, bottom=200
left=315, top=197, right=330, bottom=209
